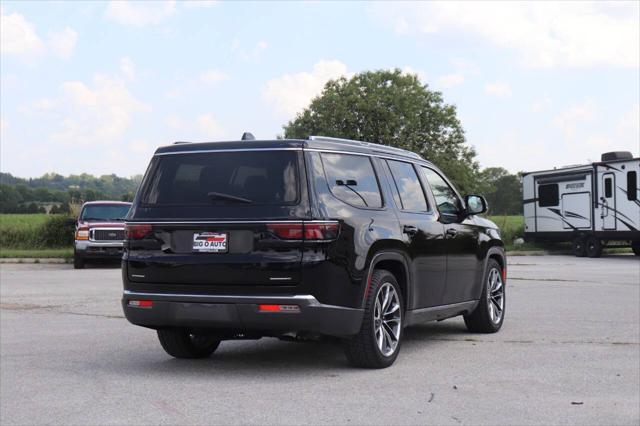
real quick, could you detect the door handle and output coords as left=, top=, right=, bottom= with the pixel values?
left=446, top=228, right=458, bottom=238
left=403, top=225, right=418, bottom=236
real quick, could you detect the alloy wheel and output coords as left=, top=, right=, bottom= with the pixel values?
left=487, top=268, right=504, bottom=324
left=373, top=282, right=402, bottom=356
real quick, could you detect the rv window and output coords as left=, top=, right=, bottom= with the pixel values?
left=538, top=184, right=559, bottom=207
left=628, top=171, right=637, bottom=201
left=604, top=178, right=613, bottom=198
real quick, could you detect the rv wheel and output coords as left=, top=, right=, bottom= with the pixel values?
left=572, top=237, right=587, bottom=257
left=585, top=237, right=603, bottom=258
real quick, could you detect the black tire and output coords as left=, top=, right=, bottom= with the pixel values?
left=464, top=259, right=505, bottom=333
left=73, top=253, right=85, bottom=269
left=632, top=242, right=640, bottom=256
left=157, top=328, right=221, bottom=359
left=344, top=269, right=404, bottom=369
left=572, top=236, right=587, bottom=257
left=585, top=237, right=603, bottom=258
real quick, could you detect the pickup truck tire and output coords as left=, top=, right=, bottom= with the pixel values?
left=464, top=259, right=505, bottom=333
left=344, top=269, right=403, bottom=369
left=157, top=328, right=221, bottom=359
left=73, top=252, right=85, bottom=269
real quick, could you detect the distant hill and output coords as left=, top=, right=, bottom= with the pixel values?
left=0, top=172, right=143, bottom=213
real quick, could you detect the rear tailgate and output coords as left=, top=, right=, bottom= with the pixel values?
left=125, top=148, right=313, bottom=287
left=126, top=221, right=306, bottom=285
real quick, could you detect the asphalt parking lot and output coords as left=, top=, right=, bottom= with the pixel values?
left=1, top=255, right=639, bottom=426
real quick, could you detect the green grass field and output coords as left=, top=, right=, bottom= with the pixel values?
left=0, top=248, right=73, bottom=259
left=0, top=214, right=50, bottom=231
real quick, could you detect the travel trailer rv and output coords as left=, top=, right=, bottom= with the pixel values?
left=523, top=151, right=640, bottom=257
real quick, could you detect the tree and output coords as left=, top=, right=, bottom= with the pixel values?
left=477, top=167, right=522, bottom=215
left=283, top=69, right=479, bottom=193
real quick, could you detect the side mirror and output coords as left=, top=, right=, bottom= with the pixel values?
left=65, top=218, right=77, bottom=226
left=464, top=195, right=487, bottom=215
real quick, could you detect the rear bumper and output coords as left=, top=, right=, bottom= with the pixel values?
left=122, top=291, right=364, bottom=337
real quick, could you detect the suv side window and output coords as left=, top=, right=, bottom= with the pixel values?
left=386, top=160, right=429, bottom=212
left=421, top=167, right=462, bottom=216
left=321, top=153, right=382, bottom=208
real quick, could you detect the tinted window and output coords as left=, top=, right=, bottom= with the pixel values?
left=604, top=178, right=613, bottom=198
left=321, top=153, right=382, bottom=208
left=421, top=167, right=461, bottom=215
left=387, top=160, right=428, bottom=212
left=141, top=151, right=298, bottom=206
left=538, top=183, right=559, bottom=207
left=81, top=205, right=130, bottom=221
left=627, top=171, right=637, bottom=201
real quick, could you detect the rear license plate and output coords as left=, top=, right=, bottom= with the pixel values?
left=193, top=232, right=228, bottom=253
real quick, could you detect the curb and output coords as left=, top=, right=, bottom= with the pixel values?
left=0, top=258, right=70, bottom=264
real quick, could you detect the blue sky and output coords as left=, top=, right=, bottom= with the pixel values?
left=1, top=1, right=638, bottom=178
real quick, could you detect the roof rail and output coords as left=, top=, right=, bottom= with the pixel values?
left=173, top=141, right=192, bottom=145
left=308, top=135, right=422, bottom=160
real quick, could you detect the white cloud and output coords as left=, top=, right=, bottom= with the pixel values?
left=438, top=73, right=464, bottom=88
left=402, top=66, right=427, bottom=83
left=0, top=118, right=7, bottom=134
left=484, top=82, right=512, bottom=98
left=0, top=9, right=44, bottom=55
left=197, top=114, right=223, bottom=138
left=47, top=27, right=77, bottom=59
left=183, top=0, right=218, bottom=9
left=50, top=74, right=150, bottom=146
left=120, top=57, right=136, bottom=81
left=617, top=104, right=640, bottom=135
left=105, top=0, right=176, bottom=26
left=374, top=2, right=640, bottom=68
left=199, top=70, right=230, bottom=85
left=553, top=99, right=596, bottom=140
left=263, top=60, right=351, bottom=118
left=231, top=38, right=268, bottom=60
left=129, top=139, right=152, bottom=154
left=532, top=94, right=552, bottom=113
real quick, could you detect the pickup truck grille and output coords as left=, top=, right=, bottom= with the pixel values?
left=92, top=229, right=125, bottom=241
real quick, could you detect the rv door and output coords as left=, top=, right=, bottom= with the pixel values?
left=601, top=173, right=616, bottom=230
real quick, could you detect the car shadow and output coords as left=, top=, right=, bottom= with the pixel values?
left=113, top=320, right=471, bottom=376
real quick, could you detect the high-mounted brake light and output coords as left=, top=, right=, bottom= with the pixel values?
left=266, top=222, right=340, bottom=241
left=125, top=224, right=152, bottom=240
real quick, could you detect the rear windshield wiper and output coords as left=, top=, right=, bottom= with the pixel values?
left=207, top=192, right=253, bottom=204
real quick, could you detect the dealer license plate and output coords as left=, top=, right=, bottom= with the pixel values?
left=192, top=232, right=228, bottom=253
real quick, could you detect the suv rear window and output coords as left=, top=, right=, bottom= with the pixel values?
left=141, top=151, right=299, bottom=206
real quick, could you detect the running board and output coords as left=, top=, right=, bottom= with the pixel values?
left=405, top=300, right=479, bottom=326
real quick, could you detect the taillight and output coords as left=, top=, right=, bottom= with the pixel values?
left=75, top=227, right=89, bottom=241
left=125, top=223, right=152, bottom=240
left=266, top=222, right=340, bottom=241
left=267, top=223, right=304, bottom=239
left=304, top=223, right=339, bottom=240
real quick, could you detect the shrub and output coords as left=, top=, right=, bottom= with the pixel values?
left=39, top=215, right=75, bottom=247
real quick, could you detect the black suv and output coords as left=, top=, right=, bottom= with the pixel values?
left=122, top=136, right=506, bottom=368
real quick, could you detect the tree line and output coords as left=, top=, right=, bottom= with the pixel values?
left=0, top=173, right=141, bottom=214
